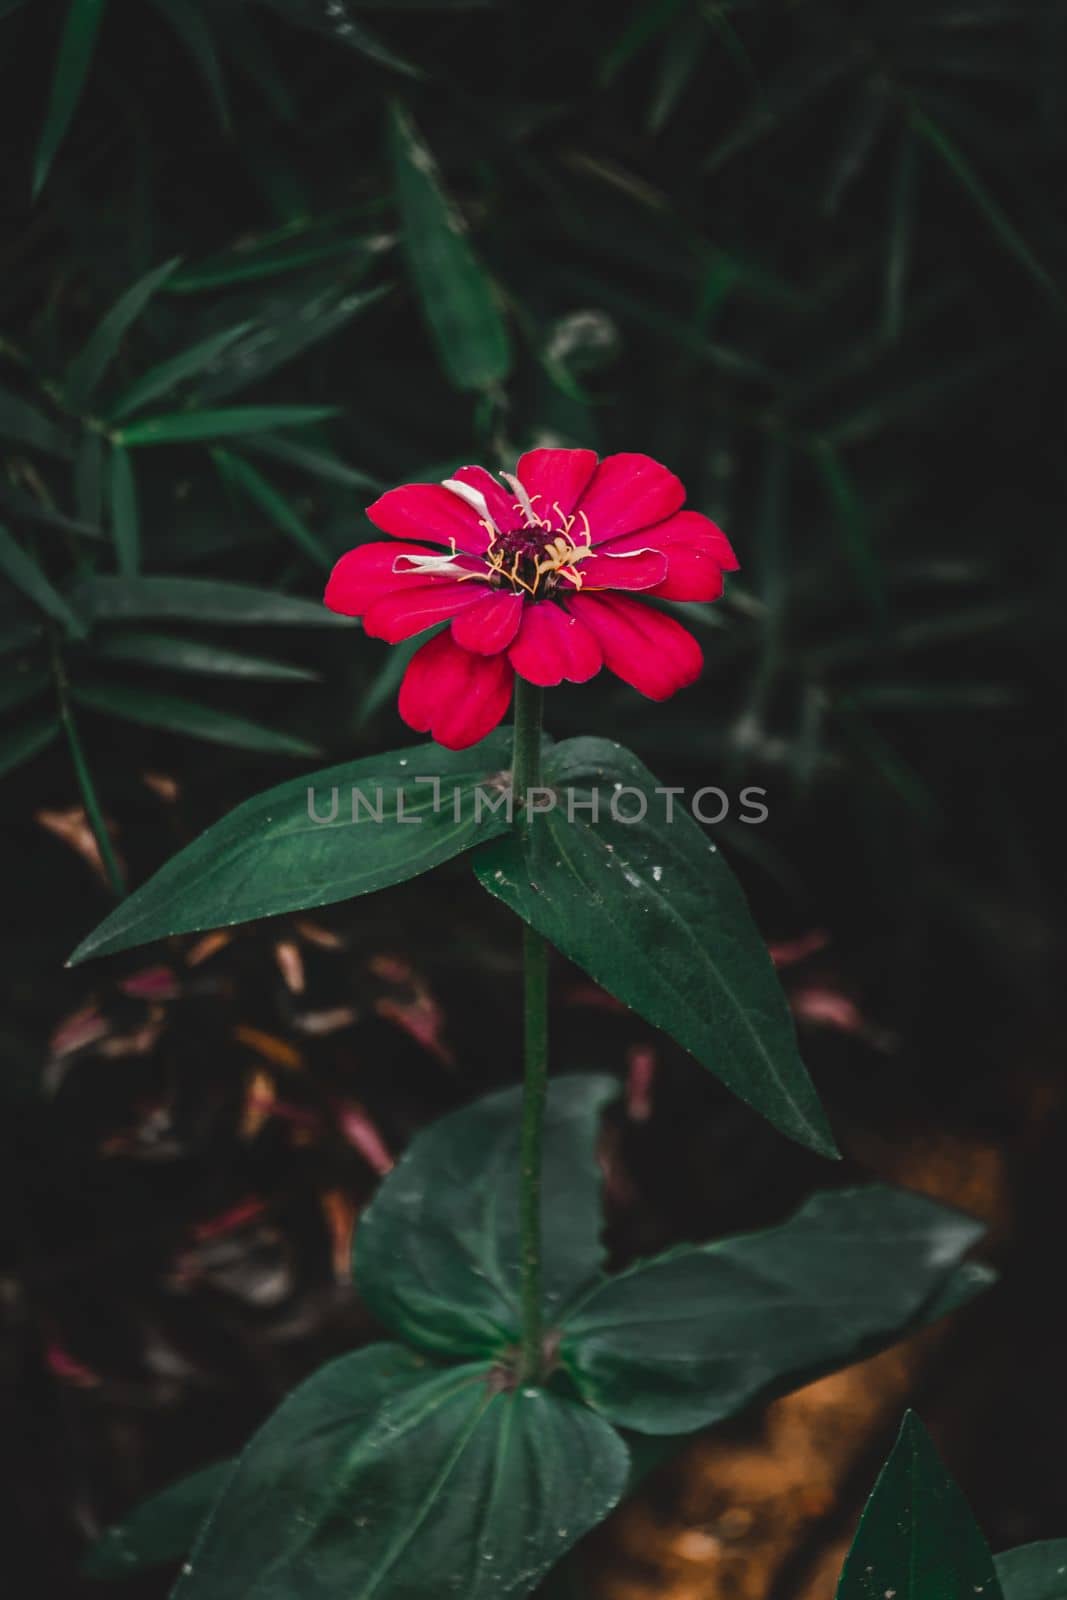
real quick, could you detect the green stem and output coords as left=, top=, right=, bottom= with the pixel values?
left=48, top=630, right=125, bottom=898
left=512, top=676, right=548, bottom=1382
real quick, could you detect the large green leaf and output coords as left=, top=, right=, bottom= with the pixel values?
left=0, top=522, right=86, bottom=637
left=356, top=1075, right=617, bottom=1359
left=996, top=1542, right=1067, bottom=1600
left=64, top=258, right=181, bottom=407
left=70, top=573, right=348, bottom=627
left=559, top=1186, right=986, bottom=1435
left=68, top=733, right=516, bottom=964
left=171, top=1343, right=629, bottom=1600
left=83, top=1461, right=234, bottom=1579
left=32, top=0, right=107, bottom=198
left=837, top=1412, right=1003, bottom=1600
left=473, top=737, right=836, bottom=1158
left=114, top=405, right=337, bottom=446
left=72, top=680, right=318, bottom=756
left=388, top=102, right=511, bottom=392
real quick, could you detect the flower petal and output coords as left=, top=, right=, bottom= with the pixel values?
left=398, top=631, right=514, bottom=750
left=600, top=511, right=738, bottom=600
left=508, top=601, right=602, bottom=687
left=447, top=465, right=517, bottom=532
left=575, top=546, right=668, bottom=592
left=363, top=580, right=490, bottom=644
left=516, top=448, right=598, bottom=522
left=450, top=588, right=524, bottom=654
left=568, top=593, right=702, bottom=700
left=576, top=453, right=686, bottom=544
left=366, top=483, right=493, bottom=554
left=325, top=541, right=478, bottom=617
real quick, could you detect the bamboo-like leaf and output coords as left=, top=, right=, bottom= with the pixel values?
left=64, top=258, right=181, bottom=407
left=0, top=522, right=86, bottom=636
left=70, top=573, right=349, bottom=627
left=94, top=630, right=318, bottom=682
left=106, top=323, right=255, bottom=421
left=72, top=680, right=318, bottom=756
left=213, top=449, right=330, bottom=567
left=114, top=405, right=337, bottom=446
left=109, top=444, right=139, bottom=575
left=388, top=102, right=511, bottom=391
left=32, top=0, right=107, bottom=198
left=149, top=0, right=230, bottom=129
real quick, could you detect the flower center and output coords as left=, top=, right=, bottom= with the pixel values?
left=482, top=476, right=594, bottom=598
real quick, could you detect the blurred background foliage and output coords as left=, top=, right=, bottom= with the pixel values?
left=2, top=0, right=1065, bottom=1595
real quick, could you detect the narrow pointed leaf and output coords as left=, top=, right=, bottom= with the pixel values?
left=0, top=384, right=72, bottom=458
left=198, top=283, right=391, bottom=402
left=70, top=573, right=348, bottom=627
left=32, top=0, right=107, bottom=198
left=149, top=0, right=230, bottom=129
left=357, top=1075, right=617, bottom=1358
left=560, top=1186, right=986, bottom=1435
left=68, top=732, right=517, bottom=963
left=474, top=737, right=836, bottom=1158
left=171, top=1345, right=628, bottom=1600
left=214, top=449, right=330, bottom=567
left=260, top=0, right=421, bottom=78
left=995, top=1542, right=1067, bottom=1600
left=388, top=102, right=511, bottom=391
left=72, top=680, right=317, bottom=755
left=83, top=1461, right=234, bottom=1579
left=0, top=523, right=87, bottom=636
left=243, top=430, right=382, bottom=490
left=94, top=631, right=318, bottom=682
left=109, top=443, right=139, bottom=574
left=114, top=404, right=337, bottom=446
left=106, top=323, right=255, bottom=421
left=836, top=1412, right=1003, bottom=1600
left=64, top=258, right=181, bottom=407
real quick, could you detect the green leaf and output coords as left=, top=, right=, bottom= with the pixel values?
left=885, top=123, right=918, bottom=341
left=213, top=449, right=330, bottom=568
left=94, top=631, right=318, bottom=682
left=560, top=1186, right=986, bottom=1435
left=109, top=443, right=139, bottom=575
left=260, top=0, right=421, bottom=79
left=996, top=1542, right=1067, bottom=1600
left=74, top=432, right=104, bottom=525
left=72, top=680, right=318, bottom=756
left=357, top=1075, right=617, bottom=1359
left=388, top=102, right=511, bottom=392
left=32, top=0, right=108, bottom=199
left=600, top=0, right=688, bottom=84
left=114, top=404, right=338, bottom=446
left=68, top=732, right=516, bottom=964
left=242, top=431, right=383, bottom=491
left=64, top=258, right=181, bottom=408
left=910, top=105, right=1063, bottom=307
left=83, top=1461, right=234, bottom=1579
left=198, top=282, right=391, bottom=402
left=815, top=444, right=889, bottom=627
left=167, top=230, right=390, bottom=293
left=0, top=713, right=61, bottom=778
left=0, top=383, right=72, bottom=458
left=0, top=522, right=87, bottom=637
left=473, top=737, right=836, bottom=1159
left=172, top=1344, right=628, bottom=1600
left=106, top=323, right=255, bottom=421
left=149, top=0, right=230, bottom=129
left=836, top=1412, right=1003, bottom=1600
left=70, top=573, right=347, bottom=627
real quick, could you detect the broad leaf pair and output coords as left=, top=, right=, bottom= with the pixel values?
left=71, top=733, right=831, bottom=1157
left=86, top=1077, right=991, bottom=1597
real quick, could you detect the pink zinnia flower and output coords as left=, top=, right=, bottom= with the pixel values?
left=325, top=448, right=738, bottom=749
